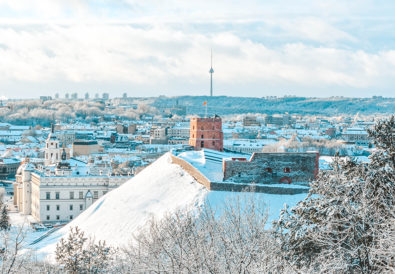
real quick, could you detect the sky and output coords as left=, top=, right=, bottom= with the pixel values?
left=0, top=0, right=395, bottom=99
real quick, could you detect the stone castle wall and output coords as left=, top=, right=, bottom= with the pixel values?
left=170, top=154, right=309, bottom=194
left=223, top=152, right=319, bottom=185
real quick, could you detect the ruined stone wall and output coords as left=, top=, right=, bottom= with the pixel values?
left=171, top=154, right=309, bottom=195
left=170, top=154, right=212, bottom=190
left=223, top=152, right=319, bottom=184
left=210, top=182, right=308, bottom=194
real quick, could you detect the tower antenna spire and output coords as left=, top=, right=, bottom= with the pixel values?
left=209, top=48, right=214, bottom=97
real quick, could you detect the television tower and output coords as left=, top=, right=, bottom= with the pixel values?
left=209, top=49, right=214, bottom=97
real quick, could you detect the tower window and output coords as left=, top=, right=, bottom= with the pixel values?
left=201, top=141, right=204, bottom=147
left=201, top=135, right=204, bottom=138
left=56, top=192, right=60, bottom=199
left=70, top=205, right=73, bottom=210
left=56, top=205, right=60, bottom=211
left=46, top=205, right=50, bottom=211
left=46, top=192, right=50, bottom=200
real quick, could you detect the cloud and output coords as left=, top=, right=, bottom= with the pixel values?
left=0, top=1, right=394, bottom=97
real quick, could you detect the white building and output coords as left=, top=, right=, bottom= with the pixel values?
left=342, top=128, right=370, bottom=146
left=223, top=139, right=277, bottom=154
left=14, top=133, right=131, bottom=223
left=44, top=131, right=62, bottom=166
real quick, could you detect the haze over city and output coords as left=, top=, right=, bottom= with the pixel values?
left=1, top=0, right=395, bottom=98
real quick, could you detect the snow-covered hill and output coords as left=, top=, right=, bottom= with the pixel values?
left=33, top=152, right=307, bottom=259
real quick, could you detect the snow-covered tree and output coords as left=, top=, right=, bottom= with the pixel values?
left=56, top=226, right=115, bottom=273
left=0, top=202, right=9, bottom=231
left=273, top=116, right=395, bottom=273
left=121, top=195, right=295, bottom=273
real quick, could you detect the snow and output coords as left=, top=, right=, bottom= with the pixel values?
left=33, top=153, right=208, bottom=258
left=178, top=150, right=223, bottom=182
left=31, top=152, right=308, bottom=261
left=177, top=149, right=250, bottom=182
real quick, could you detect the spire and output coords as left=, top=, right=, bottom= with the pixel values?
left=51, top=122, right=55, bottom=134
left=209, top=49, right=214, bottom=97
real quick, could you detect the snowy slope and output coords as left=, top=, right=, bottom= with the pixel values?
left=33, top=152, right=307, bottom=259
left=34, top=153, right=208, bottom=257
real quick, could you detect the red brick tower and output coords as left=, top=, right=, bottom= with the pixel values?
left=189, top=116, right=223, bottom=151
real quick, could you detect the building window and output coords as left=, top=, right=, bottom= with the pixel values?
left=70, top=215, right=73, bottom=220
left=70, top=192, right=74, bottom=199
left=212, top=141, right=215, bottom=145
left=80, top=204, right=83, bottom=210
left=56, top=205, right=60, bottom=211
left=201, top=141, right=204, bottom=147
left=46, top=205, right=50, bottom=211
left=201, top=134, right=204, bottom=138
left=266, top=167, right=273, bottom=173
left=284, top=167, right=291, bottom=173
left=56, top=192, right=60, bottom=199
left=46, top=192, right=50, bottom=200
left=56, top=215, right=60, bottom=220
left=79, top=191, right=83, bottom=199
left=69, top=205, right=73, bottom=211
left=46, top=215, right=50, bottom=220
left=93, top=191, right=98, bottom=199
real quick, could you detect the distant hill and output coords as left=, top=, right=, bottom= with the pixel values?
left=151, top=96, right=395, bottom=116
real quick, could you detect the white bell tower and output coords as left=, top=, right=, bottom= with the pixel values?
left=44, top=123, right=61, bottom=166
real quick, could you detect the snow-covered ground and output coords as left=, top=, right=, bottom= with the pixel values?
left=31, top=152, right=308, bottom=261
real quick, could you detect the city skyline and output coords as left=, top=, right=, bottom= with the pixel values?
left=1, top=1, right=395, bottom=99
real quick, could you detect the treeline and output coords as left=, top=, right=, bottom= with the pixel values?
left=153, top=95, right=395, bottom=115
left=262, top=135, right=367, bottom=156
left=0, top=100, right=158, bottom=126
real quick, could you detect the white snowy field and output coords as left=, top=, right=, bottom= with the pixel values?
left=31, top=152, right=307, bottom=260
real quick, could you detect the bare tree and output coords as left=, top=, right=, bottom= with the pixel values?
left=121, top=195, right=295, bottom=273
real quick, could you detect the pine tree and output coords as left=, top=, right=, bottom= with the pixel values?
left=55, top=226, right=114, bottom=273
left=56, top=226, right=87, bottom=274
left=273, top=116, right=395, bottom=273
left=0, top=204, right=9, bottom=231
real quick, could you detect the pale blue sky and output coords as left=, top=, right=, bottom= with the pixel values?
left=0, top=0, right=394, bottom=98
